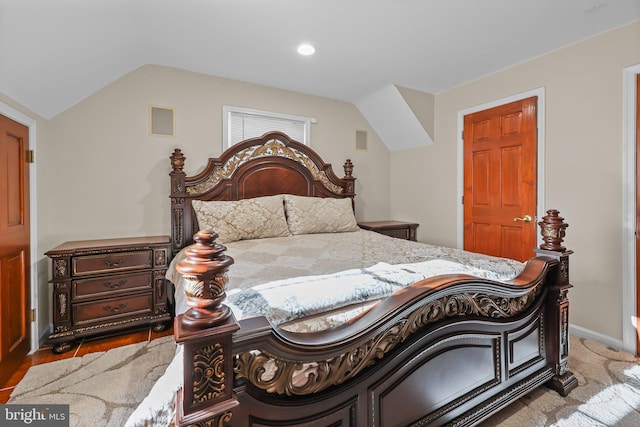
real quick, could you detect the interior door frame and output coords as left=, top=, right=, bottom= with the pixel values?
left=0, top=100, right=39, bottom=353
left=622, top=64, right=640, bottom=355
left=456, top=87, right=546, bottom=249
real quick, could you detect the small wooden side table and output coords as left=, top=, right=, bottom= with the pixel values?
left=358, top=220, right=419, bottom=241
left=45, top=235, right=172, bottom=353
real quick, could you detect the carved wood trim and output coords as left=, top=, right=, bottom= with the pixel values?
left=53, top=259, right=68, bottom=278
left=186, top=412, right=232, bottom=427
left=154, top=248, right=167, bottom=267
left=235, top=282, right=543, bottom=396
left=169, top=132, right=356, bottom=254
left=48, top=313, right=169, bottom=338
left=187, top=138, right=344, bottom=195
left=192, top=342, right=227, bottom=404
left=176, top=317, right=239, bottom=424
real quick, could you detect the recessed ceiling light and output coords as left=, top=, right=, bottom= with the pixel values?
left=297, top=43, right=315, bottom=56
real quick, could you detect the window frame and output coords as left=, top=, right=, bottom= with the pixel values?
left=222, top=105, right=311, bottom=150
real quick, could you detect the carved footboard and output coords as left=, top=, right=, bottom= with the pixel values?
left=173, top=210, right=577, bottom=426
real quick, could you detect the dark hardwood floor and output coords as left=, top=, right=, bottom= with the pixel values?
left=0, top=326, right=174, bottom=403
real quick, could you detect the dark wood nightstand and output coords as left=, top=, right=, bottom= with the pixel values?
left=45, top=235, right=172, bottom=353
left=358, top=221, right=419, bottom=241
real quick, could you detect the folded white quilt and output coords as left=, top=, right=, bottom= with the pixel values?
left=225, top=259, right=517, bottom=326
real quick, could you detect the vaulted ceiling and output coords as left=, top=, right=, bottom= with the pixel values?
left=1, top=1, right=639, bottom=145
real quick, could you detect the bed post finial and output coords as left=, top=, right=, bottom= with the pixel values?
left=538, top=209, right=568, bottom=252
left=171, top=148, right=186, bottom=173
left=176, top=230, right=235, bottom=329
left=343, top=159, right=353, bottom=177
left=343, top=159, right=356, bottom=196
left=174, top=231, right=240, bottom=425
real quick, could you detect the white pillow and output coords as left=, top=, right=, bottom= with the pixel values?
left=191, top=195, right=290, bottom=244
left=283, top=194, right=359, bottom=235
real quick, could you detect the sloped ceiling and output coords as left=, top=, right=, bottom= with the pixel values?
left=356, top=85, right=433, bottom=151
left=1, top=0, right=639, bottom=150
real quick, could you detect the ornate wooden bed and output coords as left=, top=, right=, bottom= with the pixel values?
left=168, top=131, right=577, bottom=426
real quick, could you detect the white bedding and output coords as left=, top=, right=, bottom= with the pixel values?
left=126, top=230, right=525, bottom=426
left=169, top=229, right=524, bottom=313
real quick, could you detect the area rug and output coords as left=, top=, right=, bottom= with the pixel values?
left=8, top=336, right=176, bottom=427
left=8, top=335, right=640, bottom=426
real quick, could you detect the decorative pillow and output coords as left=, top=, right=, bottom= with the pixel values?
left=191, top=195, right=290, bottom=244
left=283, top=194, right=359, bottom=235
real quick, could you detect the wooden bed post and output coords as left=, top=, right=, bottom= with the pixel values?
left=342, top=159, right=355, bottom=194
left=170, top=149, right=189, bottom=257
left=174, top=230, right=240, bottom=426
left=342, top=159, right=356, bottom=210
left=535, top=209, right=579, bottom=396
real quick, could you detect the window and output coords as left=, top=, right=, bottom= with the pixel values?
left=222, top=106, right=311, bottom=149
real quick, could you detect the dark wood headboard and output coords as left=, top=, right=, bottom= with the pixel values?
left=169, top=131, right=356, bottom=255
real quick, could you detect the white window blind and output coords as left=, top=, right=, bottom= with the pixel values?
left=223, top=106, right=311, bottom=149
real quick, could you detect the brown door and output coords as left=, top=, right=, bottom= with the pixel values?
left=463, top=97, right=537, bottom=262
left=0, top=114, right=31, bottom=383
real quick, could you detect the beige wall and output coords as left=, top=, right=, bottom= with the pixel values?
left=391, top=20, right=640, bottom=342
left=397, top=85, right=435, bottom=139
left=34, top=65, right=391, bottom=335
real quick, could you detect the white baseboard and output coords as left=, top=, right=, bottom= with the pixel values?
left=570, top=324, right=625, bottom=352
left=33, top=325, right=52, bottom=355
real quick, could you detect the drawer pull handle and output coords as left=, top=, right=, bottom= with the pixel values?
left=103, top=279, right=127, bottom=289
left=103, top=303, right=128, bottom=313
left=104, top=258, right=126, bottom=268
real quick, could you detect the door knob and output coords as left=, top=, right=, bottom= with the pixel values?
left=514, top=215, right=532, bottom=222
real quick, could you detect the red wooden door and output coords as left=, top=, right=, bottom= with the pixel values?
left=463, top=97, right=537, bottom=262
left=0, top=114, right=31, bottom=383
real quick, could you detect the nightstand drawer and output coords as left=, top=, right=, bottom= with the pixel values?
left=73, top=293, right=153, bottom=325
left=72, top=250, right=153, bottom=276
left=382, top=227, right=413, bottom=240
left=358, top=221, right=419, bottom=241
left=72, top=271, right=153, bottom=300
